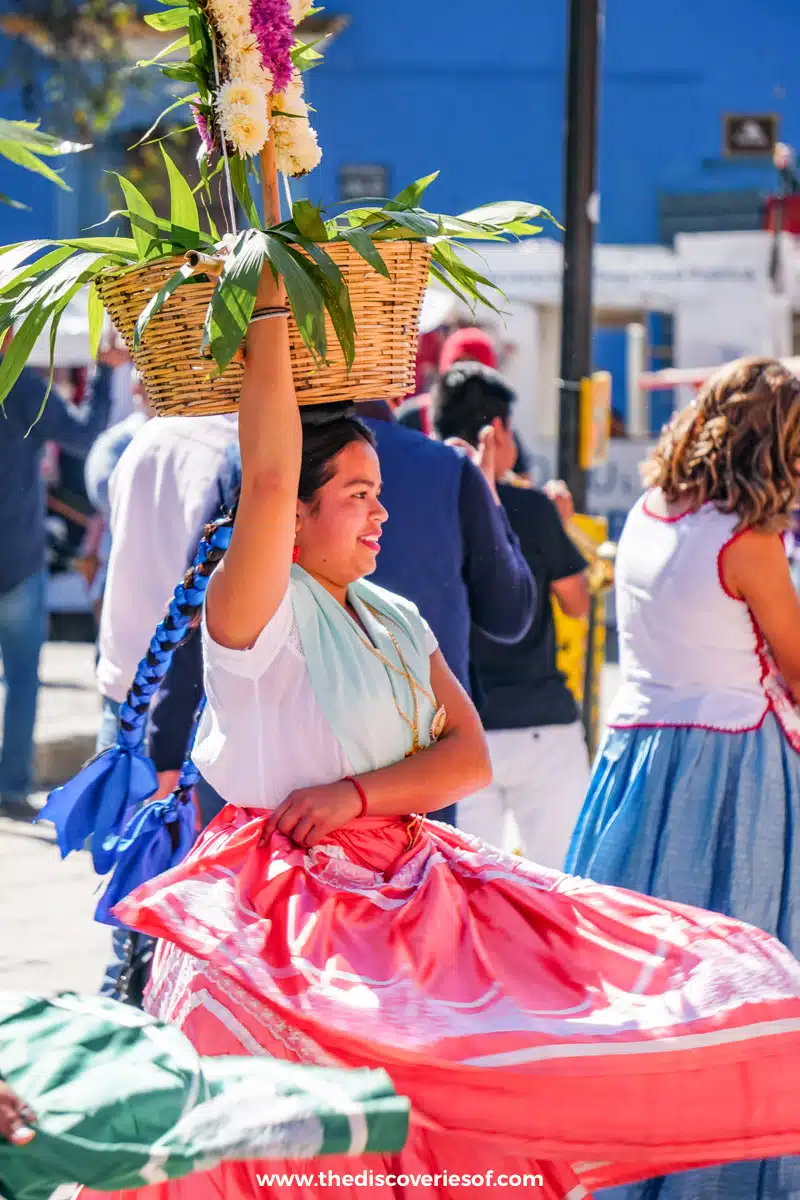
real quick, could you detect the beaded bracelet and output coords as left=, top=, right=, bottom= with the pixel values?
left=250, top=306, right=291, bottom=324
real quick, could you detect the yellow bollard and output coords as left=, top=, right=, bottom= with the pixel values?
left=553, top=514, right=614, bottom=756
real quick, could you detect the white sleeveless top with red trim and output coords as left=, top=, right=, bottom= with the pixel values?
left=608, top=491, right=770, bottom=733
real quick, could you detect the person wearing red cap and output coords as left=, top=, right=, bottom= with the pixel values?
left=396, top=326, right=498, bottom=436
left=438, top=326, right=498, bottom=373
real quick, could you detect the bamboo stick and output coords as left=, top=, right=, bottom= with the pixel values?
left=184, top=251, right=224, bottom=276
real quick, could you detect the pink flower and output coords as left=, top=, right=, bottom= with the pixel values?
left=191, top=104, right=214, bottom=153
left=249, top=0, right=294, bottom=94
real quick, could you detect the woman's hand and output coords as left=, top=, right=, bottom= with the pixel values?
left=0, top=1082, right=36, bottom=1145
left=260, top=781, right=362, bottom=848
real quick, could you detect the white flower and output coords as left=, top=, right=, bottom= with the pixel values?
left=207, top=0, right=274, bottom=94
left=216, top=78, right=266, bottom=112
left=208, top=0, right=251, bottom=43
left=215, top=80, right=270, bottom=157
left=274, top=115, right=321, bottom=176
left=230, top=44, right=273, bottom=90
left=208, top=0, right=248, bottom=28
left=275, top=73, right=307, bottom=119
left=290, top=0, right=314, bottom=23
left=223, top=107, right=270, bottom=157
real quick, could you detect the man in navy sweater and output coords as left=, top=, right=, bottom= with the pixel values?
left=432, top=362, right=590, bottom=865
left=357, top=401, right=536, bottom=823
left=358, top=401, right=535, bottom=689
left=0, top=358, right=114, bottom=819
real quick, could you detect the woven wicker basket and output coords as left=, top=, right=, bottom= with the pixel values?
left=95, top=240, right=432, bottom=417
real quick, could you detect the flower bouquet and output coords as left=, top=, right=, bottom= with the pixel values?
left=0, top=0, right=552, bottom=415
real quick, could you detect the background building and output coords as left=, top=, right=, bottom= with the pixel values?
left=1, top=0, right=799, bottom=448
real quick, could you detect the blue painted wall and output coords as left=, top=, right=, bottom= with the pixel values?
left=2, top=0, right=799, bottom=249
left=306, top=0, right=800, bottom=244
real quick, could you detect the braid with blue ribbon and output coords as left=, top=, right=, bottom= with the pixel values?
left=93, top=696, right=207, bottom=926
left=38, top=512, right=234, bottom=886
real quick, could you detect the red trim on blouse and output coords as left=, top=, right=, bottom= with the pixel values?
left=641, top=491, right=696, bottom=523
left=608, top=709, right=769, bottom=736
left=610, top=521, right=774, bottom=737
left=716, top=528, right=750, bottom=602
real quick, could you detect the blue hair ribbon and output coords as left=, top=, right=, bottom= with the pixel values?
left=38, top=519, right=232, bottom=875
left=94, top=700, right=205, bottom=926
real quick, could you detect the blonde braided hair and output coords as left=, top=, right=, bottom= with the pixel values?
left=642, top=356, right=800, bottom=532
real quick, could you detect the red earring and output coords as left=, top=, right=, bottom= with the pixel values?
left=292, top=546, right=300, bottom=564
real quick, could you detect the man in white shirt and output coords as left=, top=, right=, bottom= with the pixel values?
left=96, top=412, right=239, bottom=737
left=95, top=412, right=239, bottom=1002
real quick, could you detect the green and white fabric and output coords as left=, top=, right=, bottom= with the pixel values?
left=0, top=993, right=409, bottom=1200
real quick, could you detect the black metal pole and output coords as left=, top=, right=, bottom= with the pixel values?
left=557, top=0, right=602, bottom=512
left=581, top=594, right=598, bottom=757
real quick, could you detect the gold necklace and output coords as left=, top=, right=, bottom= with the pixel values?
left=353, top=602, right=446, bottom=756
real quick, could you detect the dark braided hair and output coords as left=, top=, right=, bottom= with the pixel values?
left=116, top=516, right=234, bottom=746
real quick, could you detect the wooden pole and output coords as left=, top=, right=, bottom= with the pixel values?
left=258, top=117, right=286, bottom=310
left=260, top=117, right=281, bottom=229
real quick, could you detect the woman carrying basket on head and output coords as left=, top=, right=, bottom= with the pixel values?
left=71, top=276, right=800, bottom=1200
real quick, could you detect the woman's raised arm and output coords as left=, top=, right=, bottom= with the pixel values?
left=206, top=268, right=301, bottom=650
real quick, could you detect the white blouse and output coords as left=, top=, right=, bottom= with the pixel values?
left=608, top=493, right=768, bottom=732
left=192, top=583, right=438, bottom=810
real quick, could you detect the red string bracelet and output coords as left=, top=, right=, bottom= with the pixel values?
left=344, top=776, right=368, bottom=819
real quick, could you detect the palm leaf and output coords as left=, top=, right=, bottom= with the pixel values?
left=162, top=145, right=200, bottom=235
left=262, top=234, right=327, bottom=362
left=457, top=200, right=559, bottom=232
left=87, top=282, right=105, bottom=360
left=29, top=279, right=93, bottom=430
left=11, top=252, right=107, bottom=320
left=0, top=241, right=54, bottom=281
left=144, top=8, right=191, bottom=31
left=136, top=34, right=190, bottom=70
left=386, top=172, right=439, bottom=211
left=338, top=227, right=391, bottom=279
left=131, top=95, right=194, bottom=147
left=280, top=232, right=355, bottom=367
left=111, top=175, right=163, bottom=259
left=59, top=236, right=138, bottom=258
left=0, top=305, right=52, bottom=407
left=0, top=246, right=75, bottom=299
left=0, top=143, right=69, bottom=190
left=203, top=230, right=268, bottom=372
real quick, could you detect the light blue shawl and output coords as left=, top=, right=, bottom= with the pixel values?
left=290, top=565, right=438, bottom=775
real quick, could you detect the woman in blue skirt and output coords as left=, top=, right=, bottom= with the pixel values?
left=567, top=356, right=800, bottom=1199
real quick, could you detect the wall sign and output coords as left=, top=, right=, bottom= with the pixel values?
left=338, top=164, right=390, bottom=201
left=723, top=114, right=778, bottom=158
